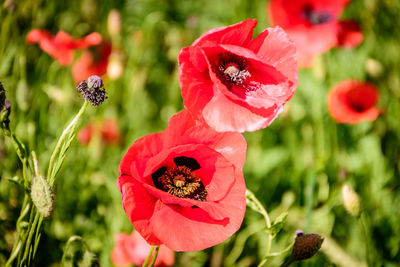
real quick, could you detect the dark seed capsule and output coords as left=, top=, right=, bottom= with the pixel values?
left=291, top=233, right=324, bottom=261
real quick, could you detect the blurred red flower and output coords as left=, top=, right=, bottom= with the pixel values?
left=269, top=0, right=363, bottom=67
left=178, top=19, right=298, bottom=132
left=118, top=110, right=247, bottom=251
left=26, top=30, right=102, bottom=66
left=72, top=42, right=112, bottom=83
left=77, top=118, right=121, bottom=146
left=327, top=80, right=380, bottom=124
left=111, top=231, right=174, bottom=267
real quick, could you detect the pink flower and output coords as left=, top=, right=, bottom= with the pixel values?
left=111, top=231, right=174, bottom=267
left=26, top=30, right=102, bottom=66
left=269, top=0, right=363, bottom=67
left=178, top=19, right=297, bottom=132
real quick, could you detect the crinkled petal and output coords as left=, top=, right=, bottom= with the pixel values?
left=118, top=175, right=162, bottom=245
left=192, top=19, right=257, bottom=47
left=249, top=26, right=298, bottom=90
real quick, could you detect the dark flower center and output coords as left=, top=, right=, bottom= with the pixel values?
left=348, top=98, right=371, bottom=112
left=303, top=5, right=332, bottom=25
left=215, top=52, right=251, bottom=89
left=152, top=165, right=207, bottom=201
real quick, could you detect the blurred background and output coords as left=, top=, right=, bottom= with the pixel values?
left=1, top=0, right=400, bottom=266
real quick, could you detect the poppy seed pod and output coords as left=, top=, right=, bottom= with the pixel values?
left=341, top=184, right=362, bottom=217
left=77, top=76, right=107, bottom=106
left=31, top=175, right=55, bottom=218
left=291, top=232, right=324, bottom=261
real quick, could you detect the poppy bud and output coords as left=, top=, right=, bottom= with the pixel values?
left=107, top=52, right=124, bottom=80
left=31, top=175, right=55, bottom=218
left=291, top=231, right=324, bottom=261
left=365, top=58, right=384, bottom=78
left=341, top=184, right=361, bottom=217
left=108, top=9, right=121, bottom=37
left=77, top=75, right=107, bottom=106
left=3, top=0, right=17, bottom=12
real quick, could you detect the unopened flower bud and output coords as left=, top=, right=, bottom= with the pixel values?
left=77, top=75, right=107, bottom=106
left=291, top=232, right=324, bottom=261
left=108, top=9, right=121, bottom=36
left=342, top=184, right=361, bottom=217
left=3, top=0, right=17, bottom=12
left=107, top=52, right=124, bottom=80
left=365, top=58, right=383, bottom=78
left=31, top=175, right=55, bottom=218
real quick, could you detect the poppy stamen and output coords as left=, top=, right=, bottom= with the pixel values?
left=303, top=5, right=332, bottom=25
left=156, top=165, right=208, bottom=201
left=215, top=52, right=251, bottom=89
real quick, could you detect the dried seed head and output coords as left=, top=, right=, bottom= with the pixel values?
left=31, top=175, right=55, bottom=218
left=342, top=184, right=362, bottom=217
left=77, top=76, right=107, bottom=106
left=291, top=232, right=324, bottom=261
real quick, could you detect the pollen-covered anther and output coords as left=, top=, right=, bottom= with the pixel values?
left=173, top=175, right=186, bottom=187
left=223, top=64, right=250, bottom=84
left=157, top=165, right=207, bottom=201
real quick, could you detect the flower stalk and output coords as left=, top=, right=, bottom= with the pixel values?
left=2, top=76, right=103, bottom=266
left=245, top=189, right=273, bottom=264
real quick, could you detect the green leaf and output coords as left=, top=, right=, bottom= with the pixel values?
left=266, top=212, right=288, bottom=237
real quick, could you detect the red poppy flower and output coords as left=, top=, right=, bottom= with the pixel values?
left=111, top=231, right=174, bottom=267
left=77, top=118, right=121, bottom=146
left=26, top=30, right=102, bottom=66
left=269, top=0, right=363, bottom=67
left=72, top=42, right=112, bottom=83
left=178, top=19, right=298, bottom=132
left=118, top=110, right=247, bottom=251
left=327, top=80, right=380, bottom=124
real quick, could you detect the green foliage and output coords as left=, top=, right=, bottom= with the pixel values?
left=0, top=0, right=400, bottom=266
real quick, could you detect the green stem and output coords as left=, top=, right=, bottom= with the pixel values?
left=5, top=198, right=29, bottom=267
left=359, top=214, right=372, bottom=266
left=61, top=236, right=85, bottom=266
left=142, top=246, right=155, bottom=267
left=148, top=246, right=160, bottom=267
left=245, top=189, right=271, bottom=228
left=258, top=239, right=295, bottom=267
left=47, top=101, right=88, bottom=186
left=267, top=239, right=295, bottom=257
left=21, top=211, right=40, bottom=265
left=280, top=258, right=294, bottom=267
left=245, top=189, right=273, bottom=263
